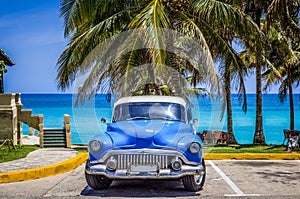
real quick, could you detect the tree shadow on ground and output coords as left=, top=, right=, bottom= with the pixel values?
left=81, top=179, right=201, bottom=197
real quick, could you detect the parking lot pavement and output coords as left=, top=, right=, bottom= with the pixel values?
left=210, top=160, right=300, bottom=197
left=0, top=160, right=299, bottom=198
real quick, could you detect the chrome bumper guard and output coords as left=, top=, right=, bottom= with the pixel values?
left=85, top=161, right=205, bottom=179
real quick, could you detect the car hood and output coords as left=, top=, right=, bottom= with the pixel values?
left=106, top=120, right=194, bottom=150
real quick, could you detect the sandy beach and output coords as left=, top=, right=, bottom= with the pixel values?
left=21, top=135, right=39, bottom=145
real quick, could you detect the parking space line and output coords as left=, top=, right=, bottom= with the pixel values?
left=207, top=160, right=245, bottom=196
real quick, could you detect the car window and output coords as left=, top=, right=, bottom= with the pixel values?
left=113, top=102, right=186, bottom=122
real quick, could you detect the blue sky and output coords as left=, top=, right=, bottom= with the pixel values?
left=0, top=1, right=299, bottom=94
left=1, top=1, right=70, bottom=93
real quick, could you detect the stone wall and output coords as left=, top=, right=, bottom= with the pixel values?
left=0, top=94, right=18, bottom=145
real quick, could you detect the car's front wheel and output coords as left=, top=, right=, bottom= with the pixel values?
left=85, top=172, right=112, bottom=190
left=182, top=159, right=206, bottom=191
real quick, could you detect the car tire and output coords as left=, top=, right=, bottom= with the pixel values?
left=182, top=159, right=206, bottom=191
left=85, top=172, right=112, bottom=190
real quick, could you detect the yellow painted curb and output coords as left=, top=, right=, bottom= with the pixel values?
left=0, top=153, right=88, bottom=183
left=204, top=153, right=300, bottom=160
left=1, top=152, right=299, bottom=183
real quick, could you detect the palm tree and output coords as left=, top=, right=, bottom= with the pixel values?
left=57, top=0, right=218, bottom=100
left=236, top=0, right=300, bottom=142
left=264, top=33, right=300, bottom=131
left=222, top=55, right=248, bottom=144
left=58, top=0, right=262, bottom=90
left=205, top=1, right=267, bottom=144
left=209, top=28, right=248, bottom=144
left=263, top=0, right=300, bottom=132
left=233, top=0, right=271, bottom=145
left=57, top=1, right=265, bottom=144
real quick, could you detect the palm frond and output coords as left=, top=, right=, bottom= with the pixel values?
left=60, top=0, right=96, bottom=37
left=173, top=13, right=220, bottom=94
left=266, top=0, right=300, bottom=37
left=57, top=8, right=133, bottom=90
left=192, top=0, right=266, bottom=53
left=129, top=0, right=169, bottom=65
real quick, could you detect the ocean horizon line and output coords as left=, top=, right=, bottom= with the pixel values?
left=15, top=92, right=300, bottom=95
left=17, top=92, right=300, bottom=95
left=19, top=93, right=299, bottom=145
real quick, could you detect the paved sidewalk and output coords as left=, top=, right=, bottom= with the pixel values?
left=0, top=148, right=78, bottom=172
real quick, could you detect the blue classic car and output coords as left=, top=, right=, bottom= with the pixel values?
left=85, top=95, right=206, bottom=191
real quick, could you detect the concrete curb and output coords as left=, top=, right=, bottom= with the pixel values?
left=1, top=152, right=299, bottom=183
left=204, top=153, right=300, bottom=160
left=0, top=153, right=88, bottom=183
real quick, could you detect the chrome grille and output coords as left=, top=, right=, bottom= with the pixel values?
left=116, top=154, right=173, bottom=169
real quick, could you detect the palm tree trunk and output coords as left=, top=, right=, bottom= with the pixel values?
left=225, top=66, right=237, bottom=144
left=253, top=62, right=265, bottom=144
left=226, top=87, right=237, bottom=144
left=253, top=7, right=265, bottom=145
left=288, top=84, right=294, bottom=131
left=144, top=63, right=156, bottom=95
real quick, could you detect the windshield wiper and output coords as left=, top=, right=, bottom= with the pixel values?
left=150, top=117, right=178, bottom=121
left=127, top=117, right=149, bottom=120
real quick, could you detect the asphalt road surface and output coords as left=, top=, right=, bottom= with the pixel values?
left=0, top=160, right=299, bottom=199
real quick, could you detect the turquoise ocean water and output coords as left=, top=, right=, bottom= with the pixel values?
left=20, top=94, right=300, bottom=145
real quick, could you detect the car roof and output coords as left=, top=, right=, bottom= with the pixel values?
left=113, top=95, right=187, bottom=108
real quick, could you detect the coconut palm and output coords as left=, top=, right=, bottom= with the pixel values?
left=58, top=0, right=262, bottom=92
left=208, top=27, right=249, bottom=144
left=57, top=0, right=265, bottom=145
left=202, top=0, right=267, bottom=144
left=234, top=0, right=300, bottom=143
left=263, top=0, right=300, bottom=131
left=264, top=40, right=300, bottom=131
left=230, top=0, right=272, bottom=145
left=221, top=54, right=248, bottom=144
left=57, top=0, right=218, bottom=101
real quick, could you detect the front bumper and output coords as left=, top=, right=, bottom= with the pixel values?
left=85, top=161, right=205, bottom=180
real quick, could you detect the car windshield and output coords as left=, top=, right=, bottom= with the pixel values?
left=113, top=102, right=186, bottom=122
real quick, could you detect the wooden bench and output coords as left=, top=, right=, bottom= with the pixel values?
left=200, top=130, right=228, bottom=144
left=283, top=129, right=300, bottom=145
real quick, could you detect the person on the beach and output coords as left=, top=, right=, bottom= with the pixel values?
left=101, top=118, right=106, bottom=124
left=100, top=118, right=107, bottom=133
left=193, top=118, right=200, bottom=133
left=193, top=118, right=205, bottom=141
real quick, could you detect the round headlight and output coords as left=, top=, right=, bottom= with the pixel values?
left=89, top=140, right=102, bottom=152
left=189, top=142, right=201, bottom=154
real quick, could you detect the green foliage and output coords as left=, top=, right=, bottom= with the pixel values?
left=0, top=145, right=39, bottom=163
left=56, top=0, right=265, bottom=104
left=261, top=0, right=300, bottom=130
left=0, top=60, right=4, bottom=67
left=227, top=0, right=300, bottom=143
left=74, top=147, right=88, bottom=153
left=0, top=60, right=7, bottom=80
left=204, top=144, right=294, bottom=154
left=56, top=0, right=300, bottom=144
